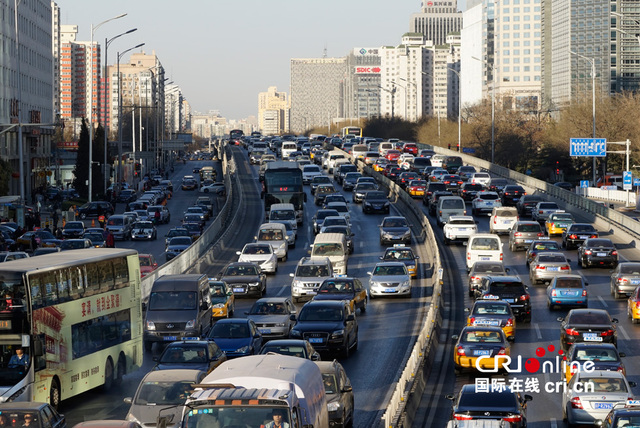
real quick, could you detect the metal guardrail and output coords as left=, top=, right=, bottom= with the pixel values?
left=139, top=143, right=239, bottom=301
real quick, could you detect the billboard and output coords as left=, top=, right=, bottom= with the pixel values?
left=354, top=66, right=382, bottom=74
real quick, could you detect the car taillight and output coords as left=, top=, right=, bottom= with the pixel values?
left=537, top=232, right=545, bottom=237
left=617, top=277, right=628, bottom=284
left=569, top=234, right=577, bottom=239
left=601, top=329, right=615, bottom=337
left=467, top=253, right=471, bottom=261
left=470, top=276, right=480, bottom=282
left=591, top=234, right=598, bottom=238
left=497, top=347, right=507, bottom=355
left=453, top=414, right=473, bottom=421
left=503, top=415, right=523, bottom=423
left=539, top=210, right=544, bottom=214
left=582, top=289, right=588, bottom=297
left=536, top=265, right=545, bottom=270
left=551, top=289, right=557, bottom=297
left=561, top=265, right=570, bottom=270
left=468, top=317, right=475, bottom=325
left=565, top=328, right=579, bottom=336
left=530, top=252, right=537, bottom=259
left=506, top=318, right=514, bottom=326
left=570, top=397, right=583, bottom=409
left=514, top=232, right=522, bottom=237
left=500, top=253, right=503, bottom=261
left=584, top=250, right=592, bottom=255
left=635, top=301, right=640, bottom=309
left=618, top=367, right=625, bottom=373
left=612, top=250, right=618, bottom=256
left=520, top=294, right=530, bottom=301
left=550, top=222, right=555, bottom=228
left=456, top=346, right=466, bottom=356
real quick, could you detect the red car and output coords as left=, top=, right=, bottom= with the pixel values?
left=139, top=253, right=158, bottom=277
left=402, top=143, right=418, bottom=155
left=386, top=150, right=401, bottom=162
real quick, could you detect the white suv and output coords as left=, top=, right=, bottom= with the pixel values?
left=443, top=216, right=478, bottom=245
left=489, top=206, right=519, bottom=234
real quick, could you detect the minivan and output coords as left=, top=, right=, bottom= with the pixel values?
left=269, top=203, right=297, bottom=230
left=441, top=156, right=463, bottom=174
left=351, top=144, right=368, bottom=162
left=466, top=234, right=503, bottom=271
left=255, top=222, right=288, bottom=261
left=105, top=214, right=134, bottom=240
left=143, top=274, right=212, bottom=351
left=436, top=196, right=466, bottom=227
left=379, top=142, right=394, bottom=156
left=281, top=142, right=298, bottom=160
left=310, top=233, right=348, bottom=275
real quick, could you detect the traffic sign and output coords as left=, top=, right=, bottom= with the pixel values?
left=462, top=147, right=476, bottom=154
left=580, top=180, right=589, bottom=188
left=623, top=171, right=633, bottom=190
left=634, top=178, right=640, bottom=186
left=570, top=138, right=606, bottom=157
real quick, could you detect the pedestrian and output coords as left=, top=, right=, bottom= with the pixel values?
left=30, top=234, right=38, bottom=253
left=105, top=230, right=115, bottom=248
left=98, top=214, right=106, bottom=228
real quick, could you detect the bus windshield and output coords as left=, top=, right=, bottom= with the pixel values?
left=149, top=291, right=197, bottom=311
left=184, top=407, right=291, bottom=428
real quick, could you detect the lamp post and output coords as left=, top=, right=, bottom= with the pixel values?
left=90, top=13, right=126, bottom=202
left=391, top=80, right=407, bottom=119
left=398, top=77, right=418, bottom=121
left=103, top=27, right=137, bottom=195
left=377, top=85, right=396, bottom=119
left=447, top=67, right=462, bottom=153
left=471, top=56, right=495, bottom=163
left=14, top=0, right=25, bottom=215
left=117, top=43, right=145, bottom=189
left=570, top=50, right=597, bottom=184
left=421, top=71, right=441, bottom=145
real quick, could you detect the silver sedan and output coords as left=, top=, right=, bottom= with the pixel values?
left=529, top=252, right=571, bottom=284
left=236, top=243, right=278, bottom=274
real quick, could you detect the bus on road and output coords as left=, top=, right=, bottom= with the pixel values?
left=199, top=166, right=216, bottom=181
left=262, top=161, right=306, bottom=224
left=0, top=248, right=143, bottom=408
left=341, top=126, right=362, bottom=138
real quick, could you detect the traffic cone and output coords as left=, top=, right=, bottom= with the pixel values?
left=92, top=219, right=95, bottom=227
left=62, top=219, right=66, bottom=227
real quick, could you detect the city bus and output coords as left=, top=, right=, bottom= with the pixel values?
left=0, top=248, right=143, bottom=408
left=262, top=161, right=306, bottom=224
left=199, top=166, right=216, bottom=181
left=341, top=126, right=362, bottom=138
left=229, top=129, right=244, bottom=141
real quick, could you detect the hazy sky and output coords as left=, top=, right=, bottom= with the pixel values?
left=57, top=0, right=461, bottom=121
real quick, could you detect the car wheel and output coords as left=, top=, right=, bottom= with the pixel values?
left=50, top=378, right=61, bottom=410
left=524, top=315, right=532, bottom=323
left=614, top=288, right=621, bottom=299
left=102, top=358, right=115, bottom=391
left=547, top=300, right=555, bottom=311
left=341, top=342, right=350, bottom=359
left=443, top=237, right=450, bottom=245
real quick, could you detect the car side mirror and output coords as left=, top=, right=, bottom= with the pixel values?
left=254, top=332, right=261, bottom=338
left=445, top=394, right=455, bottom=401
left=311, top=353, right=321, bottom=361
left=505, top=268, right=511, bottom=273
left=152, top=356, right=159, bottom=362
left=123, top=397, right=132, bottom=404
left=557, top=317, right=564, bottom=322
left=612, top=318, right=619, bottom=323
left=141, top=302, right=147, bottom=311
left=451, top=335, right=459, bottom=340
left=620, top=352, right=626, bottom=358
left=235, top=251, right=241, bottom=256
left=289, top=273, right=294, bottom=278
left=289, top=314, right=297, bottom=321
left=346, top=314, right=355, bottom=322
left=566, top=259, right=572, bottom=263
left=524, top=394, right=533, bottom=402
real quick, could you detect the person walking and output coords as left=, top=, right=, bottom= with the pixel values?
left=105, top=230, right=115, bottom=248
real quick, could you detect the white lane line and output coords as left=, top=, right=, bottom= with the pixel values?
left=597, top=295, right=609, bottom=308
left=618, top=325, right=631, bottom=341
left=550, top=418, right=558, bottom=428
left=534, top=323, right=542, bottom=340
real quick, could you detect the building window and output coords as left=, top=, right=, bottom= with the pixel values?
left=504, top=50, right=510, bottom=56
left=504, top=66, right=510, bottom=72
left=514, top=76, right=520, bottom=82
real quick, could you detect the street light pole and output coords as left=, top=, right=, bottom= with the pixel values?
left=377, top=85, right=396, bottom=119
left=447, top=67, right=462, bottom=153
left=391, top=81, right=407, bottom=119
left=117, top=43, right=145, bottom=190
left=399, top=77, right=418, bottom=121
left=570, top=50, right=597, bottom=184
left=103, top=28, right=137, bottom=195
left=421, top=71, right=441, bottom=144
left=471, top=56, right=495, bottom=163
left=90, top=13, right=126, bottom=202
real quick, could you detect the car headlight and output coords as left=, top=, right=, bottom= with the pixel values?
left=331, top=329, right=345, bottom=338
left=403, top=230, right=411, bottom=236
left=383, top=232, right=393, bottom=238
left=401, top=280, right=410, bottom=288
left=212, top=303, right=225, bottom=309
left=370, top=281, right=381, bottom=288
left=126, top=414, right=141, bottom=424
left=185, top=319, right=196, bottom=329
left=290, top=329, right=301, bottom=338
left=275, top=323, right=286, bottom=327
left=327, top=402, right=341, bottom=412
left=249, top=282, right=260, bottom=288
left=146, top=320, right=156, bottom=331
left=384, top=202, right=390, bottom=206
left=236, top=345, right=249, bottom=353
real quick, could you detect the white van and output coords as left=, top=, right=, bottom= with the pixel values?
left=379, top=142, right=394, bottom=156
left=310, top=233, right=348, bottom=275
left=489, top=206, right=519, bottom=234
left=466, top=233, right=503, bottom=271
left=281, top=142, right=298, bottom=160
left=351, top=144, right=368, bottom=162
left=437, top=196, right=466, bottom=227
left=255, top=222, right=288, bottom=261
left=269, top=203, right=297, bottom=230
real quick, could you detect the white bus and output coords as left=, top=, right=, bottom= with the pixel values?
left=341, top=126, right=362, bottom=138
left=0, top=248, right=143, bottom=408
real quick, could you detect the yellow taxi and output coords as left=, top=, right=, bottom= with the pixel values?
left=628, top=285, right=640, bottom=323
left=373, top=159, right=389, bottom=172
left=453, top=326, right=510, bottom=374
left=545, top=211, right=575, bottom=236
left=312, top=277, right=368, bottom=314
left=380, top=245, right=418, bottom=278
left=209, top=280, right=235, bottom=318
left=407, top=180, right=428, bottom=198
left=466, top=299, right=516, bottom=341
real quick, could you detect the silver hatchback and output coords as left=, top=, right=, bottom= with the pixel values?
left=508, top=221, right=544, bottom=252
left=610, top=262, right=640, bottom=299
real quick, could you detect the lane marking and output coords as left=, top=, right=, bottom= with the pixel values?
left=597, top=295, right=609, bottom=308
left=618, top=325, right=631, bottom=341
left=534, top=323, right=542, bottom=340
left=550, top=418, right=558, bottom=428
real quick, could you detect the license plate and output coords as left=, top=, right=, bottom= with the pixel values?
left=583, top=333, right=602, bottom=341
left=632, top=280, right=640, bottom=285
left=457, top=228, right=468, bottom=231
left=503, top=220, right=513, bottom=224
left=480, top=257, right=491, bottom=261
left=594, top=402, right=613, bottom=410
left=597, top=252, right=607, bottom=257
left=384, top=288, right=396, bottom=293
left=233, top=287, right=245, bottom=293
left=473, top=350, right=491, bottom=356
left=504, top=298, right=515, bottom=303
left=163, top=336, right=177, bottom=341
left=513, top=198, right=519, bottom=202
left=260, top=329, right=271, bottom=334
left=579, top=235, right=589, bottom=239
left=476, top=320, right=500, bottom=326
left=309, top=338, right=323, bottom=344
left=560, top=290, right=579, bottom=296
left=557, top=223, right=567, bottom=228
left=524, top=239, right=533, bottom=243
left=547, top=267, right=559, bottom=271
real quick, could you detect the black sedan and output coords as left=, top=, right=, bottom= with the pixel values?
left=362, top=191, right=390, bottom=214
left=525, top=239, right=562, bottom=267
left=217, top=262, right=267, bottom=297
left=152, top=340, right=226, bottom=372
left=259, top=339, right=321, bottom=361
left=446, top=384, right=532, bottom=427
left=562, top=223, right=598, bottom=250
left=577, top=238, right=618, bottom=268
left=459, top=183, right=484, bottom=202
left=501, top=185, right=526, bottom=206
left=165, top=236, right=192, bottom=261
left=558, top=308, right=618, bottom=351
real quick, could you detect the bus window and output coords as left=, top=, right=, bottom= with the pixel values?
left=29, top=275, right=44, bottom=310
left=98, top=261, right=115, bottom=293
left=69, top=267, right=85, bottom=300
left=56, top=270, right=71, bottom=303
left=113, top=257, right=129, bottom=288
left=85, top=264, right=100, bottom=297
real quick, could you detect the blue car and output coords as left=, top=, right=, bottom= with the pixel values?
left=546, top=274, right=588, bottom=310
left=206, top=318, right=263, bottom=358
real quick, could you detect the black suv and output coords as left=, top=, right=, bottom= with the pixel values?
left=501, top=185, right=526, bottom=206
left=289, top=300, right=358, bottom=358
left=459, top=182, right=484, bottom=202
left=423, top=182, right=447, bottom=206
left=516, top=194, right=544, bottom=217
left=76, top=201, right=114, bottom=219
left=476, top=276, right=532, bottom=323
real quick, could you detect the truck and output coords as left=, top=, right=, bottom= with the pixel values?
left=181, top=354, right=329, bottom=428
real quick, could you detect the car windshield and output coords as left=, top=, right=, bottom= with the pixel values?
left=299, top=306, right=344, bottom=322
left=168, top=229, right=188, bottom=237
left=532, top=242, right=560, bottom=251
left=243, top=245, right=271, bottom=255
left=382, top=219, right=407, bottom=228
left=587, top=239, right=613, bottom=247
left=571, top=224, right=596, bottom=232
left=134, top=222, right=154, bottom=229
left=312, top=177, right=331, bottom=184
left=261, top=345, right=306, bottom=357
left=170, top=237, right=192, bottom=246
left=271, top=210, right=295, bottom=220
left=538, top=255, right=566, bottom=262
left=473, top=304, right=509, bottom=315
left=620, top=264, right=640, bottom=274
left=224, top=265, right=258, bottom=276
left=365, top=192, right=386, bottom=200
left=470, top=238, right=500, bottom=251
left=458, top=389, right=517, bottom=408
left=312, top=243, right=343, bottom=257
left=249, top=302, right=287, bottom=315
left=462, top=330, right=503, bottom=343
left=139, top=257, right=154, bottom=267
left=323, top=218, right=347, bottom=227
left=148, top=291, right=196, bottom=310
left=258, top=230, right=284, bottom=240
left=211, top=322, right=250, bottom=338
left=60, top=240, right=85, bottom=249
left=473, top=263, right=505, bottom=274
left=553, top=214, right=573, bottom=221
left=539, top=203, right=558, bottom=209
left=574, top=348, right=618, bottom=362
left=296, top=265, right=330, bottom=277
left=384, top=250, right=414, bottom=261
left=66, top=223, right=83, bottom=230
left=160, top=345, right=207, bottom=364
left=480, top=193, right=499, bottom=200
left=569, top=312, right=611, bottom=324
left=554, top=278, right=583, bottom=288
left=373, top=265, right=406, bottom=276
left=85, top=233, right=104, bottom=242
left=319, top=280, right=353, bottom=293
left=580, top=378, right=627, bottom=393
left=518, top=224, right=541, bottom=232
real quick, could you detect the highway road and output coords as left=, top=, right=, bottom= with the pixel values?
left=61, top=147, right=434, bottom=428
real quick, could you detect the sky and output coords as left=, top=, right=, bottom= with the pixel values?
left=56, top=0, right=455, bottom=121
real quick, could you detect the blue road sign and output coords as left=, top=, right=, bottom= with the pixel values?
left=634, top=178, right=640, bottom=186
left=462, top=147, right=476, bottom=154
left=570, top=138, right=606, bottom=157
left=623, top=171, right=633, bottom=190
left=580, top=180, right=589, bottom=188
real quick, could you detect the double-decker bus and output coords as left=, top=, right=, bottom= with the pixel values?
left=262, top=161, right=306, bottom=224
left=199, top=166, right=216, bottom=181
left=341, top=126, right=362, bottom=138
left=229, top=129, right=244, bottom=142
left=0, top=248, right=143, bottom=408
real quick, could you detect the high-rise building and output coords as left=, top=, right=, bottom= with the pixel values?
left=290, top=58, right=347, bottom=133
left=460, top=1, right=485, bottom=107
left=344, top=48, right=382, bottom=121
left=611, top=1, right=640, bottom=93
left=541, top=0, right=610, bottom=109
left=410, top=0, right=463, bottom=46
left=258, top=86, right=289, bottom=134
left=0, top=0, right=54, bottom=199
